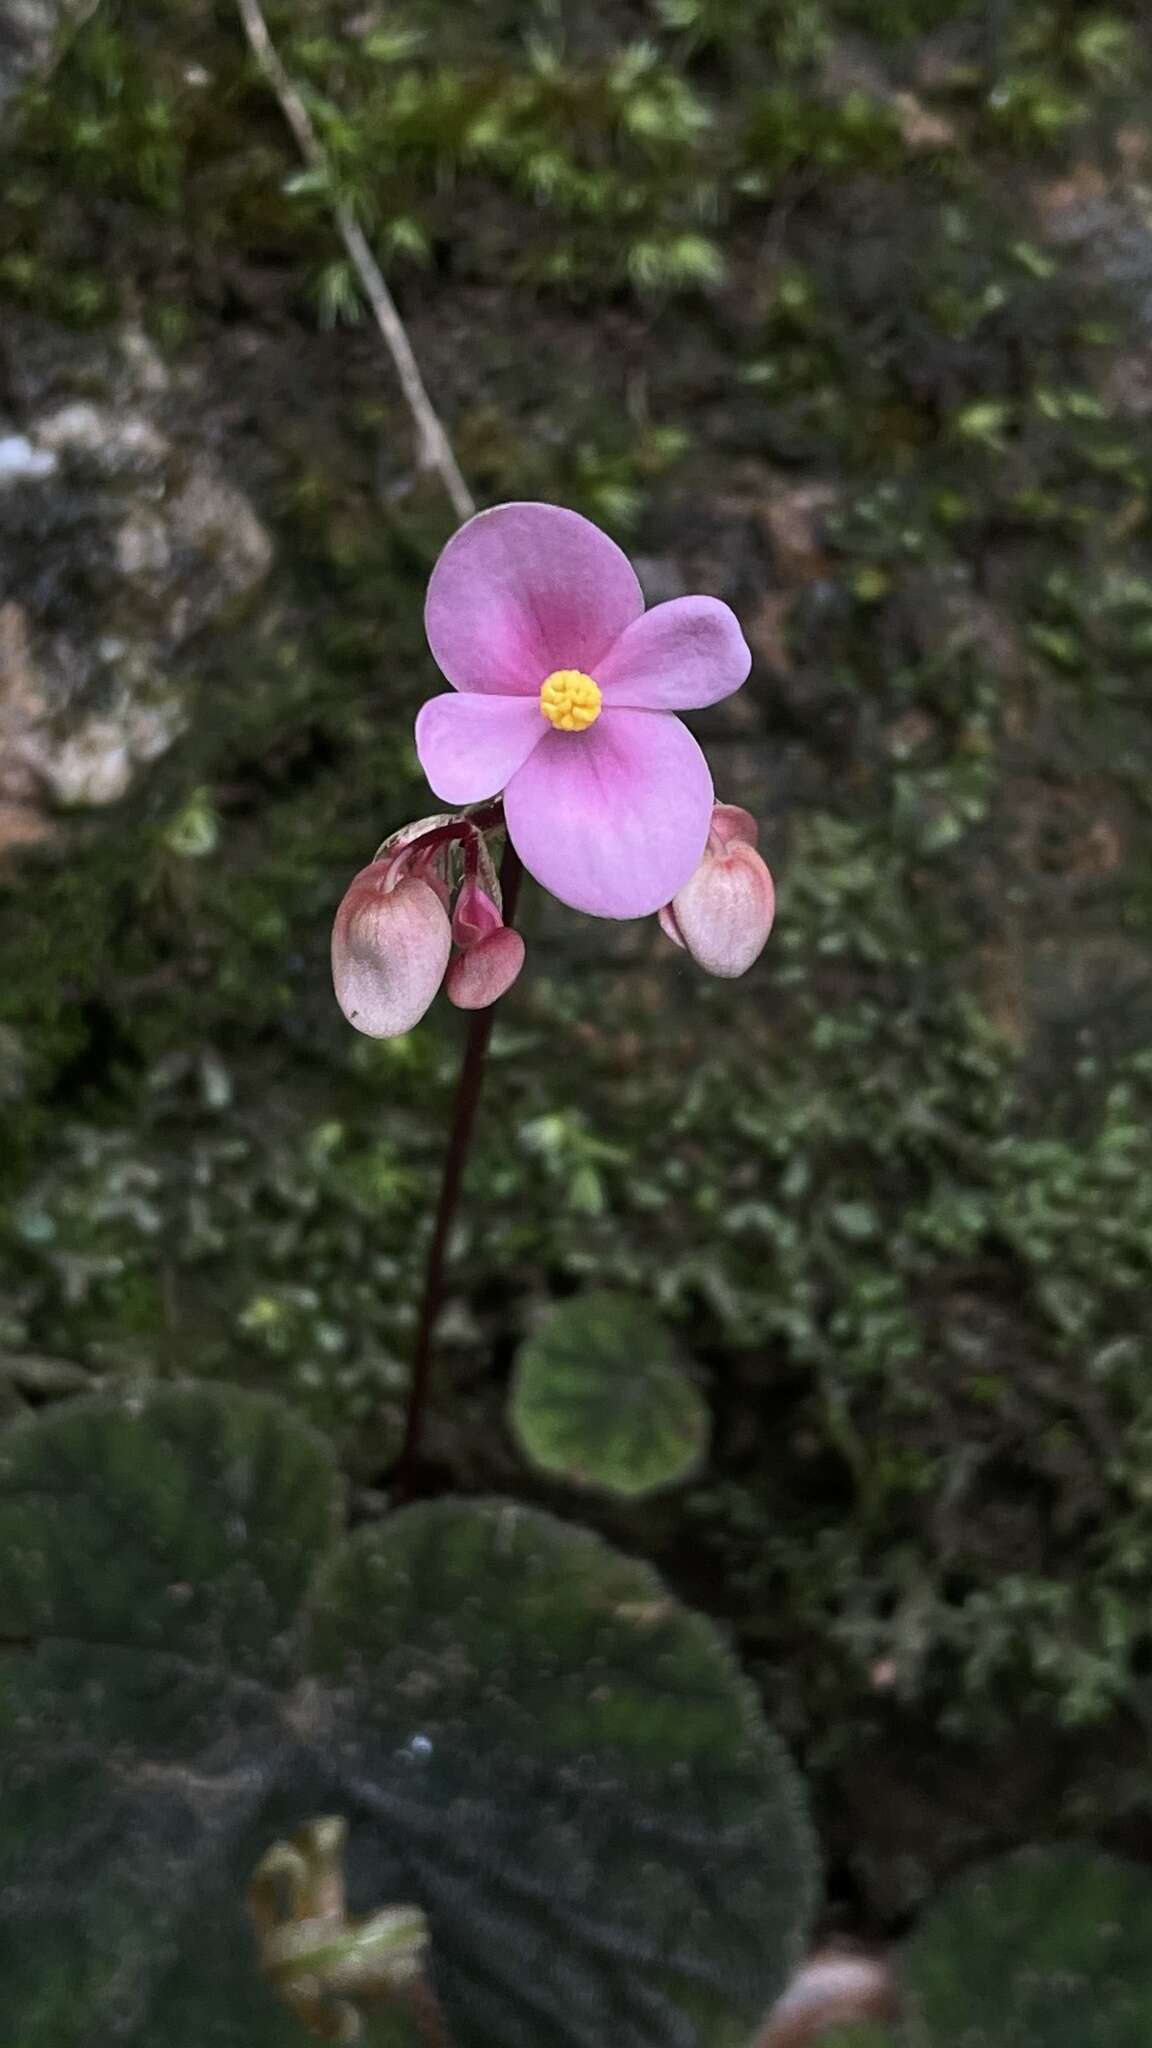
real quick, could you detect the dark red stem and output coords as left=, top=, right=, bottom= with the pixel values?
left=392, top=838, right=523, bottom=1500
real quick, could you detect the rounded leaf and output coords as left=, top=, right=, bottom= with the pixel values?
left=0, top=1380, right=343, bottom=1694
left=0, top=1384, right=345, bottom=2047
left=0, top=1385, right=814, bottom=2048
left=305, top=1497, right=816, bottom=2048
left=900, top=1847, right=1152, bottom=2046
left=511, top=1292, right=710, bottom=1497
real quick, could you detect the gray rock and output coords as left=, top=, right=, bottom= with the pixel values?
left=34, top=401, right=170, bottom=474
left=0, top=321, right=273, bottom=832
left=0, top=0, right=96, bottom=123
left=0, top=434, right=56, bottom=482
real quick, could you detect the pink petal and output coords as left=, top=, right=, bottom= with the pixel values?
left=596, top=596, right=751, bottom=711
left=331, top=865, right=452, bottom=1037
left=669, top=840, right=776, bottom=977
left=657, top=901, right=687, bottom=951
left=446, top=927, right=526, bottom=1010
left=424, top=502, right=644, bottom=696
left=416, top=692, right=546, bottom=805
left=503, top=709, right=713, bottom=919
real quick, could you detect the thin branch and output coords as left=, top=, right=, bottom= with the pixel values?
left=235, top=0, right=475, bottom=524
left=0, top=1352, right=102, bottom=1394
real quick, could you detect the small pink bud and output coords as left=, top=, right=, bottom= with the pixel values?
left=331, top=860, right=452, bottom=1038
left=708, top=803, right=759, bottom=851
left=451, top=877, right=504, bottom=951
left=661, top=805, right=775, bottom=978
left=446, top=926, right=525, bottom=1010
left=758, top=1953, right=897, bottom=2047
left=657, top=899, right=688, bottom=952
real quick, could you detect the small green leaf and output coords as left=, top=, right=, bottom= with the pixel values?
left=510, top=1292, right=710, bottom=1497
left=900, top=1847, right=1152, bottom=2045
left=0, top=1383, right=813, bottom=2046
left=952, top=400, right=1011, bottom=446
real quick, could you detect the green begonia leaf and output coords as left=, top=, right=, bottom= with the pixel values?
left=0, top=1383, right=815, bottom=2047
left=510, top=1292, right=709, bottom=1497
left=899, top=1847, right=1152, bottom=2046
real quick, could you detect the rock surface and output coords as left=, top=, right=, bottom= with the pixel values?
left=0, top=321, right=272, bottom=842
left=0, top=0, right=94, bottom=122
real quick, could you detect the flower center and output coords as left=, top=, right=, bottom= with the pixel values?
left=539, top=669, right=602, bottom=732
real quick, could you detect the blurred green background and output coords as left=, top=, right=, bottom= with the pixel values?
left=2, top=0, right=1151, bottom=1931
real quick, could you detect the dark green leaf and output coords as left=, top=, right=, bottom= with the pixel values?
left=0, top=1384, right=815, bottom=2047
left=900, top=1847, right=1152, bottom=2046
left=0, top=1383, right=342, bottom=2045
left=510, top=1292, right=709, bottom=1497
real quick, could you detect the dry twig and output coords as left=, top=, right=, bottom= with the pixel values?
left=235, top=0, right=474, bottom=523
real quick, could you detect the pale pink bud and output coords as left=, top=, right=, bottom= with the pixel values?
left=446, top=926, right=526, bottom=1010
left=708, top=803, right=759, bottom=850
left=660, top=805, right=775, bottom=978
left=758, top=1952, right=897, bottom=2047
left=657, top=899, right=688, bottom=952
left=331, top=860, right=452, bottom=1038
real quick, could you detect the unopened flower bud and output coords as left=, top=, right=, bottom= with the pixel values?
left=446, top=928, right=525, bottom=1010
left=331, top=859, right=452, bottom=1038
left=445, top=877, right=525, bottom=1010
left=450, top=876, right=504, bottom=951
left=758, top=1953, right=897, bottom=2047
left=659, top=803, right=775, bottom=977
left=707, top=802, right=759, bottom=850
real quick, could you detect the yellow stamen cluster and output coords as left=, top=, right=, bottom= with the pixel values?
left=539, top=668, right=602, bottom=732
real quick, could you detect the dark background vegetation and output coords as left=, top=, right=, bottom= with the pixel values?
left=2, top=0, right=1152, bottom=1935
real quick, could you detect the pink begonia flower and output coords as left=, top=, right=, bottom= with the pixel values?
left=659, top=803, right=775, bottom=976
left=332, top=854, right=451, bottom=1037
left=415, top=502, right=752, bottom=919
left=446, top=877, right=525, bottom=1010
